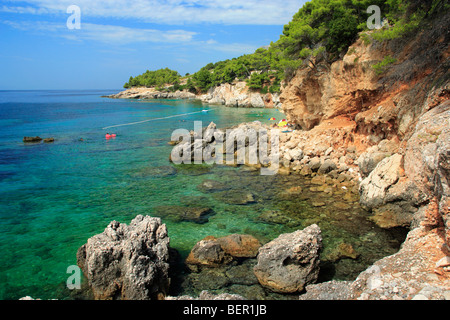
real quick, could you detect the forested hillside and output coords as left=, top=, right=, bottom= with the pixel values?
left=124, top=0, right=448, bottom=93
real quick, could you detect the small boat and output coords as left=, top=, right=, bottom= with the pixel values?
left=105, top=134, right=117, bottom=139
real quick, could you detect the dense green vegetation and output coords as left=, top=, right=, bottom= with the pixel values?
left=367, top=0, right=448, bottom=42
left=124, top=0, right=448, bottom=92
left=372, top=55, right=397, bottom=75
left=190, top=49, right=285, bottom=93
left=123, top=68, right=181, bottom=89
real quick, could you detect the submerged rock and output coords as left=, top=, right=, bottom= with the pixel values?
left=196, top=179, right=230, bottom=193
left=186, top=234, right=261, bottom=269
left=256, top=210, right=299, bottom=226
left=324, top=242, right=359, bottom=262
left=212, top=190, right=256, bottom=205
left=76, top=215, right=170, bottom=300
left=154, top=205, right=214, bottom=224
left=188, top=268, right=231, bottom=291
left=310, top=174, right=326, bottom=185
left=23, top=136, right=42, bottom=143
left=132, top=165, right=177, bottom=178
left=226, top=260, right=259, bottom=285
left=43, top=138, right=55, bottom=143
left=253, top=224, right=322, bottom=293
left=370, top=204, right=413, bottom=228
left=311, top=201, right=326, bottom=207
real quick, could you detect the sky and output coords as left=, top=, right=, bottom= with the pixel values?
left=0, top=0, right=307, bottom=90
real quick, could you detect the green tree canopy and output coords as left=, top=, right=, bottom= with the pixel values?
left=124, top=68, right=181, bottom=89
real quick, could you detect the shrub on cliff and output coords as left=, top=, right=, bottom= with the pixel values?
left=367, top=0, right=449, bottom=42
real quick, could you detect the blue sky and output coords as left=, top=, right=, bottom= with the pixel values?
left=0, top=0, right=307, bottom=90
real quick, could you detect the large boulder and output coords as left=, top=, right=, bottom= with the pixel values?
left=185, top=236, right=233, bottom=268
left=318, top=159, right=337, bottom=174
left=357, top=139, right=399, bottom=177
left=186, top=234, right=261, bottom=269
left=253, top=224, right=322, bottom=293
left=216, top=234, right=262, bottom=258
left=307, top=157, right=322, bottom=172
left=359, top=153, right=404, bottom=209
left=357, top=150, right=390, bottom=178
left=76, top=215, right=170, bottom=300
left=359, top=153, right=417, bottom=228
left=202, top=122, right=217, bottom=143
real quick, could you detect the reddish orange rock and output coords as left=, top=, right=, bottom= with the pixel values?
left=216, top=234, right=262, bottom=258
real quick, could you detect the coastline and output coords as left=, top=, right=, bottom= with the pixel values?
left=92, top=14, right=450, bottom=297
left=105, top=81, right=282, bottom=109
left=22, top=10, right=450, bottom=301
left=5, top=0, right=449, bottom=302
left=68, top=101, right=449, bottom=300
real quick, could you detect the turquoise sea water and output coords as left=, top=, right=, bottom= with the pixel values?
left=0, top=90, right=286, bottom=299
left=0, top=90, right=405, bottom=300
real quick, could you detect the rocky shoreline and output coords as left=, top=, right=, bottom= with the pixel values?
left=22, top=102, right=448, bottom=300
left=105, top=81, right=282, bottom=109
left=69, top=99, right=449, bottom=300
left=32, top=13, right=448, bottom=300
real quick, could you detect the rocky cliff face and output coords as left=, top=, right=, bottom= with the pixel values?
left=280, top=14, right=449, bottom=140
left=280, top=12, right=449, bottom=241
left=199, top=82, right=281, bottom=108
left=280, top=38, right=382, bottom=131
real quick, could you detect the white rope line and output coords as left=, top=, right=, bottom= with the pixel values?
left=102, top=110, right=210, bottom=130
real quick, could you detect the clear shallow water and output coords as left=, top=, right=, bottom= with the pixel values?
left=0, top=90, right=286, bottom=299
left=0, top=90, right=405, bottom=300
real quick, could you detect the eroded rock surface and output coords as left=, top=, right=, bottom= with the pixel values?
left=77, top=215, right=170, bottom=300
left=253, top=224, right=322, bottom=293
